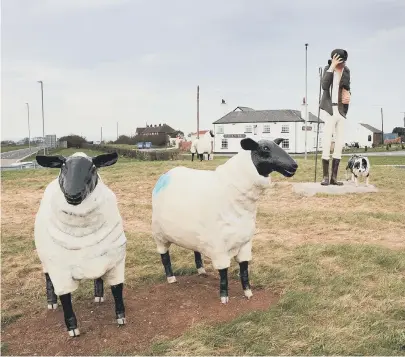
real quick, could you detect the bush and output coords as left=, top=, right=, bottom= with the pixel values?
left=82, top=144, right=180, bottom=161
left=59, top=135, right=87, bottom=148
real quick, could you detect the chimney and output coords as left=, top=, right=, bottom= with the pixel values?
left=159, top=123, right=161, bottom=126
left=154, top=124, right=157, bottom=127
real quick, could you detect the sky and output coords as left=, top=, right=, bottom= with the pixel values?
left=1, top=0, right=405, bottom=142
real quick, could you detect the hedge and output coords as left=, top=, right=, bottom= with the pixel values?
left=82, top=143, right=181, bottom=161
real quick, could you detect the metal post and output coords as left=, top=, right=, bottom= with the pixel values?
left=25, top=102, right=31, bottom=152
left=37, top=81, right=45, bottom=155
left=197, top=85, right=200, bottom=139
left=314, top=67, right=323, bottom=182
left=381, top=107, right=384, bottom=145
left=304, top=43, right=308, bottom=160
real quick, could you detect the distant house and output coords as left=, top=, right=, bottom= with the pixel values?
left=212, top=103, right=324, bottom=154
left=188, top=130, right=210, bottom=142
left=135, top=123, right=177, bottom=147
left=348, top=123, right=383, bottom=148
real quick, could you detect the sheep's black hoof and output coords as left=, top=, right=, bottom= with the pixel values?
left=68, top=328, right=80, bottom=337
left=116, top=312, right=126, bottom=325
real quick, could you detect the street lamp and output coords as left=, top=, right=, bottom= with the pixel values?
left=304, top=43, right=308, bottom=160
left=37, top=80, right=45, bottom=154
left=25, top=102, right=31, bottom=152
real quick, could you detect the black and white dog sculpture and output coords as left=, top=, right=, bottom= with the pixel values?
left=345, top=154, right=370, bottom=187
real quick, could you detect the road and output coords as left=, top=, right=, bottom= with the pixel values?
left=210, top=151, right=405, bottom=158
left=0, top=147, right=41, bottom=167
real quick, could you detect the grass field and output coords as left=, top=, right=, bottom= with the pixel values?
left=0, top=145, right=30, bottom=153
left=1, top=151, right=405, bottom=355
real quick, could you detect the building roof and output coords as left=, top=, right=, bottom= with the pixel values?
left=136, top=127, right=147, bottom=134
left=141, top=124, right=176, bottom=135
left=188, top=130, right=209, bottom=137
left=360, top=123, right=382, bottom=133
left=213, top=109, right=323, bottom=124
left=234, top=106, right=255, bottom=112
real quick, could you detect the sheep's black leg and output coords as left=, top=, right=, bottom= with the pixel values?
left=199, top=153, right=203, bottom=161
left=161, top=252, right=177, bottom=283
left=111, top=283, right=126, bottom=325
left=239, top=261, right=253, bottom=299
left=94, top=278, right=104, bottom=303
left=59, top=293, right=80, bottom=337
left=207, top=154, right=210, bottom=160
left=45, top=273, right=58, bottom=310
left=218, top=268, right=229, bottom=303
left=194, top=251, right=206, bottom=275
left=191, top=153, right=195, bottom=161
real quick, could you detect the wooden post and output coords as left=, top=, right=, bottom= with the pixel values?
left=197, top=85, right=200, bottom=139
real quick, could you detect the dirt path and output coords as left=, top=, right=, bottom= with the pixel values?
left=2, top=275, right=277, bottom=356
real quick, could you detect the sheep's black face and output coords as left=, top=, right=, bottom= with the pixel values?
left=241, top=138, right=298, bottom=178
left=59, top=156, right=98, bottom=205
left=36, top=152, right=119, bottom=206
left=209, top=130, right=215, bottom=138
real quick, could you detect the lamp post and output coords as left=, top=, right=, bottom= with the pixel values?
left=25, top=102, right=31, bottom=152
left=304, top=43, right=308, bottom=160
left=37, top=80, right=45, bottom=154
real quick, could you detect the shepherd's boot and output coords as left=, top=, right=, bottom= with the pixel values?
left=330, top=158, right=343, bottom=186
left=320, top=159, right=330, bottom=186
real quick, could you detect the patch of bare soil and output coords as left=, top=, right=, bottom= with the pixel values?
left=2, top=275, right=277, bottom=356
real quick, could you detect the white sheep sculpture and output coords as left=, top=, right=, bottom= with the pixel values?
left=152, top=137, right=298, bottom=303
left=190, top=130, right=215, bottom=161
left=34, top=152, right=126, bottom=337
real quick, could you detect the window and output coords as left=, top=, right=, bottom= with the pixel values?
left=244, top=125, right=252, bottom=133
left=281, top=124, right=290, bottom=133
left=263, top=124, right=271, bottom=133
left=282, top=139, right=290, bottom=149
left=221, top=139, right=228, bottom=149
left=368, top=135, right=372, bottom=142
left=216, top=125, right=224, bottom=134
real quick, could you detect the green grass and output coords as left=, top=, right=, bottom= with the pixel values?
left=0, top=145, right=29, bottom=153
left=1, top=152, right=405, bottom=355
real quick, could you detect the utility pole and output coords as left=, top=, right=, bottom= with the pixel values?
left=37, top=80, right=45, bottom=154
left=101, top=126, right=103, bottom=143
left=117, top=122, right=119, bottom=140
left=25, top=102, right=31, bottom=152
left=381, top=107, right=384, bottom=145
left=197, top=85, right=200, bottom=139
left=304, top=43, right=308, bottom=160
left=401, top=112, right=405, bottom=127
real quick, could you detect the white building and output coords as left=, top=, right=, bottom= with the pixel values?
left=212, top=105, right=324, bottom=154
left=345, top=123, right=382, bottom=148
left=45, top=134, right=57, bottom=148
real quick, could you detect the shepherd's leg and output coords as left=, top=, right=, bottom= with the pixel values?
left=94, top=278, right=104, bottom=303
left=45, top=273, right=58, bottom=310
left=111, top=283, right=126, bottom=325
left=60, top=293, right=80, bottom=337
left=194, top=251, right=206, bottom=275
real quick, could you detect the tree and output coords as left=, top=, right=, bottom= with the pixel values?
left=58, top=135, right=87, bottom=148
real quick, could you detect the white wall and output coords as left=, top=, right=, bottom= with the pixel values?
left=213, top=121, right=324, bottom=154
left=345, top=124, right=374, bottom=148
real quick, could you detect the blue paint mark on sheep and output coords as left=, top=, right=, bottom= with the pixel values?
left=153, top=172, right=171, bottom=196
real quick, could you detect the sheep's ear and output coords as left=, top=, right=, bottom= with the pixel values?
left=36, top=155, right=65, bottom=168
left=241, top=138, right=259, bottom=151
left=92, top=152, right=118, bottom=168
left=274, top=138, right=284, bottom=146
